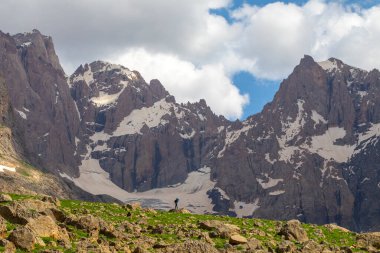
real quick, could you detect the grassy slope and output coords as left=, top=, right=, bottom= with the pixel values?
left=0, top=194, right=367, bottom=253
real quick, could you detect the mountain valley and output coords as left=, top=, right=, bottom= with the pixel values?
left=1, top=30, right=380, bottom=232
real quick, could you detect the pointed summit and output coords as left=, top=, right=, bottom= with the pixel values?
left=317, top=58, right=342, bottom=72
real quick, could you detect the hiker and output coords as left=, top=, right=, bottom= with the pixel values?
left=174, top=198, right=179, bottom=210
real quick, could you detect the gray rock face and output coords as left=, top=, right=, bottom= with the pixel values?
left=213, top=56, right=380, bottom=231
left=2, top=30, right=380, bottom=232
left=0, top=30, right=80, bottom=176
left=69, top=60, right=225, bottom=192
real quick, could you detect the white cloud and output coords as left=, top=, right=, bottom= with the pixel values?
left=111, top=48, right=249, bottom=119
left=2, top=0, right=380, bottom=118
left=231, top=2, right=315, bottom=79
left=231, top=0, right=380, bottom=78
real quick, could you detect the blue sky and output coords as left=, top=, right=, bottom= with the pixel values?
left=233, top=72, right=280, bottom=118
left=211, top=0, right=380, bottom=119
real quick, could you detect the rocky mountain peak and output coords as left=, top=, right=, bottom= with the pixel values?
left=70, top=61, right=144, bottom=108
left=317, top=57, right=344, bottom=72
left=12, top=29, right=63, bottom=73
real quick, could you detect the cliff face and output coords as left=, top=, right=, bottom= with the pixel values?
left=68, top=61, right=225, bottom=193
left=214, top=56, right=380, bottom=231
left=2, top=30, right=380, bottom=231
left=0, top=30, right=81, bottom=175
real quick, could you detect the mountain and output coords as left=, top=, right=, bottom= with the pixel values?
left=214, top=56, right=380, bottom=232
left=0, top=30, right=121, bottom=203
left=1, top=30, right=380, bottom=232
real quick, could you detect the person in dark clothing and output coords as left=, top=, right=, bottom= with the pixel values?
left=174, top=198, right=179, bottom=210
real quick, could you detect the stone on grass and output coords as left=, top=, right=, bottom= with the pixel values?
left=8, top=227, right=43, bottom=251
left=279, top=220, right=309, bottom=243
left=0, top=194, right=12, bottom=202
left=229, top=234, right=248, bottom=245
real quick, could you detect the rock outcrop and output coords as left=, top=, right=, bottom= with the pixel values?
left=0, top=194, right=375, bottom=252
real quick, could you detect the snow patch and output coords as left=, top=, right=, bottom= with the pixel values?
left=21, top=42, right=32, bottom=47
left=60, top=144, right=127, bottom=200
left=309, top=127, right=354, bottom=163
left=231, top=199, right=260, bottom=218
left=311, top=110, right=327, bottom=128
left=62, top=141, right=218, bottom=214
left=0, top=164, right=16, bottom=173
left=318, top=59, right=338, bottom=72
left=277, top=100, right=305, bottom=162
left=113, top=99, right=172, bottom=136
left=214, top=187, right=230, bottom=200
left=55, top=90, right=59, bottom=104
left=74, top=102, right=81, bottom=120
left=358, top=91, right=368, bottom=98
left=100, top=62, right=137, bottom=80
left=218, top=125, right=252, bottom=158
left=198, top=113, right=206, bottom=121
left=180, top=130, right=196, bottom=139
left=269, top=190, right=285, bottom=196
left=124, top=166, right=216, bottom=213
left=15, top=110, right=27, bottom=119
left=91, top=90, right=124, bottom=106
left=256, top=174, right=283, bottom=189
left=361, top=178, right=370, bottom=184
left=265, top=153, right=276, bottom=164
left=93, top=142, right=110, bottom=152
left=354, top=123, right=380, bottom=155
left=71, top=66, right=94, bottom=86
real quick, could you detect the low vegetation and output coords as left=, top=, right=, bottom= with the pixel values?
left=0, top=192, right=378, bottom=252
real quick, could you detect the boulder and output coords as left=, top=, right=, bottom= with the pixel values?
left=169, top=208, right=191, bottom=214
left=279, top=220, right=309, bottom=243
left=198, top=220, right=240, bottom=238
left=229, top=234, right=248, bottom=245
left=199, top=231, right=214, bottom=244
left=246, top=238, right=262, bottom=250
left=18, top=199, right=55, bottom=211
left=301, top=240, right=323, bottom=253
left=277, top=240, right=296, bottom=253
left=133, top=246, right=150, bottom=253
left=26, top=215, right=60, bottom=239
left=124, top=202, right=141, bottom=210
left=56, top=227, right=71, bottom=249
left=356, top=232, right=380, bottom=249
left=74, top=214, right=100, bottom=232
left=0, top=194, right=12, bottom=202
left=0, top=199, right=57, bottom=225
left=0, top=202, right=37, bottom=224
left=99, top=219, right=119, bottom=238
left=0, top=239, right=16, bottom=253
left=8, top=227, right=43, bottom=251
left=324, top=224, right=351, bottom=233
left=41, top=196, right=61, bottom=207
left=0, top=216, right=6, bottom=239
left=76, top=238, right=112, bottom=253
left=48, top=208, right=67, bottom=222
left=156, top=240, right=219, bottom=253
left=145, top=208, right=157, bottom=214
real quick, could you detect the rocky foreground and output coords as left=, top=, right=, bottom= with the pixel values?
left=0, top=193, right=379, bottom=252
